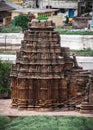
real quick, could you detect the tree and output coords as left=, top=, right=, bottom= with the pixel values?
left=13, top=13, right=35, bottom=31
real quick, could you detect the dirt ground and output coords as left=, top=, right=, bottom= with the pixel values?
left=0, top=99, right=93, bottom=117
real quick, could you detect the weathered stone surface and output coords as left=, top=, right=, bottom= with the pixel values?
left=10, top=20, right=93, bottom=112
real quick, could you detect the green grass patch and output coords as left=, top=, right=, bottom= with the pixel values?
left=0, top=49, right=93, bottom=56
left=37, top=16, right=48, bottom=21
left=55, top=28, right=93, bottom=35
left=0, top=51, right=16, bottom=55
left=0, top=115, right=11, bottom=130
left=0, top=25, right=22, bottom=33
left=70, top=48, right=93, bottom=56
left=0, top=25, right=93, bottom=35
left=0, top=115, right=92, bottom=130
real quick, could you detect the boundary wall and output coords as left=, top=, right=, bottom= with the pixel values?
left=0, top=33, right=93, bottom=50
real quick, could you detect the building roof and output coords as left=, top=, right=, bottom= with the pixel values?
left=12, top=8, right=58, bottom=13
left=0, top=1, right=14, bottom=12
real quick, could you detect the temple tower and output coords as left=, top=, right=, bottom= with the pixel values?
left=11, top=20, right=93, bottom=111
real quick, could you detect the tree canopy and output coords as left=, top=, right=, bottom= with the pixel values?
left=13, top=13, right=35, bottom=31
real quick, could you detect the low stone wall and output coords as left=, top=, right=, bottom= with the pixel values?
left=0, top=33, right=23, bottom=51
left=0, top=33, right=93, bottom=50
left=0, top=55, right=93, bottom=70
left=61, top=35, right=93, bottom=50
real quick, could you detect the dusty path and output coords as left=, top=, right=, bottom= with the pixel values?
left=0, top=99, right=93, bottom=117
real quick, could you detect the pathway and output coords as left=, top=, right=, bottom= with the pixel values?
left=0, top=99, right=93, bottom=117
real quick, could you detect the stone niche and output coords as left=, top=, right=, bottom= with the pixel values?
left=10, top=20, right=93, bottom=112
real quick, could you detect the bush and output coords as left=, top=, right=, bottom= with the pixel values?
left=0, top=60, right=11, bottom=98
left=13, top=13, right=35, bottom=31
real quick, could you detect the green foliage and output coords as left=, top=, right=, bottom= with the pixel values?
left=55, top=28, right=93, bottom=35
left=71, top=48, right=93, bottom=56
left=13, top=13, right=35, bottom=31
left=0, top=51, right=16, bottom=55
left=37, top=16, right=48, bottom=21
left=13, top=14, right=30, bottom=31
left=0, top=115, right=10, bottom=130
left=85, top=118, right=93, bottom=130
left=0, top=26, right=22, bottom=33
left=0, top=26, right=3, bottom=32
left=0, top=60, right=11, bottom=96
left=4, top=116, right=93, bottom=130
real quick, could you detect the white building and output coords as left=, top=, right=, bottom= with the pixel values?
left=22, top=0, right=78, bottom=19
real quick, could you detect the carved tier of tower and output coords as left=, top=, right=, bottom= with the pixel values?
left=10, top=20, right=93, bottom=111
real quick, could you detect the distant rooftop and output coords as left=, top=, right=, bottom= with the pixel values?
left=12, top=8, right=58, bottom=13
left=0, top=1, right=14, bottom=11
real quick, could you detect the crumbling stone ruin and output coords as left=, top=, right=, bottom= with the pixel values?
left=10, top=20, right=93, bottom=113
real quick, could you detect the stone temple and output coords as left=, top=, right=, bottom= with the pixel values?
left=10, top=20, right=93, bottom=113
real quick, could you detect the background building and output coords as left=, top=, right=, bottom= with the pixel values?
left=0, top=1, right=14, bottom=25
left=78, top=0, right=92, bottom=16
